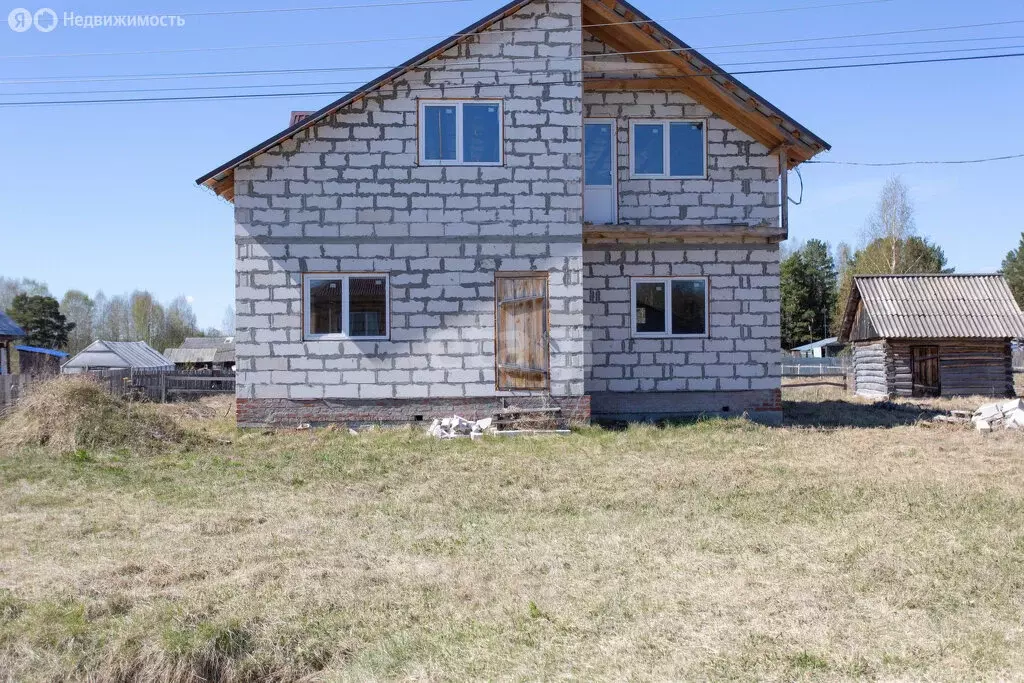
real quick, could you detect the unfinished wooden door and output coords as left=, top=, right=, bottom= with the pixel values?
left=911, top=345, right=940, bottom=397
left=495, top=273, right=549, bottom=391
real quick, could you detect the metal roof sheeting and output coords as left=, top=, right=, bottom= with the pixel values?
left=791, top=337, right=841, bottom=352
left=164, top=337, right=235, bottom=365
left=0, top=311, right=26, bottom=338
left=847, top=274, right=1024, bottom=340
left=62, top=340, right=175, bottom=372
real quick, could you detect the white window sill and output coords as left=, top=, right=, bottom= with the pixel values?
left=304, top=335, right=390, bottom=342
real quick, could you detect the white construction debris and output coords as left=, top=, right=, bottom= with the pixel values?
left=428, top=415, right=493, bottom=439
left=971, top=399, right=1024, bottom=432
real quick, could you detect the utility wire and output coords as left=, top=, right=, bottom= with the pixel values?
left=5, top=42, right=1021, bottom=97
left=175, top=0, right=476, bottom=17
left=7, top=2, right=1008, bottom=61
left=6, top=34, right=1024, bottom=86
left=179, top=0, right=893, bottom=18
left=4, top=51, right=1024, bottom=107
left=808, top=152, right=1024, bottom=166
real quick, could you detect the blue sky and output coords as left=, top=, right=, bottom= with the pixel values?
left=1, top=0, right=1022, bottom=328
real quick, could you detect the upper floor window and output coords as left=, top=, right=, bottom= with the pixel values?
left=631, top=277, right=709, bottom=338
left=303, top=273, right=390, bottom=341
left=630, top=120, right=706, bottom=179
left=419, top=100, right=503, bottom=166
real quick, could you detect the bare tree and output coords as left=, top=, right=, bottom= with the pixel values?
left=861, top=176, right=916, bottom=274
left=222, top=305, right=236, bottom=335
left=60, top=290, right=95, bottom=354
left=0, top=277, right=50, bottom=312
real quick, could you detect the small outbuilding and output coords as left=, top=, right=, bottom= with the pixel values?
left=14, top=345, right=68, bottom=376
left=789, top=337, right=845, bottom=359
left=838, top=274, right=1024, bottom=398
left=0, top=311, right=26, bottom=375
left=163, top=336, right=235, bottom=372
left=61, top=340, right=175, bottom=374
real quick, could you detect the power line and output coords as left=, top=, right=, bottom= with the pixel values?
left=4, top=0, right=981, bottom=61
left=6, top=30, right=1024, bottom=86
left=5, top=42, right=1021, bottom=97
left=808, top=152, right=1024, bottom=166
left=705, top=33, right=1024, bottom=57
left=708, top=42, right=1024, bottom=68
left=3, top=50, right=1024, bottom=107
left=175, top=0, right=476, bottom=17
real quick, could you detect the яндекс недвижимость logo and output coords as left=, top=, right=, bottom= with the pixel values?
left=8, top=7, right=58, bottom=32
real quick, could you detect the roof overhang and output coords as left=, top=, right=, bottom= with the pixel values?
left=837, top=280, right=863, bottom=343
left=197, top=0, right=830, bottom=202
left=581, top=0, right=828, bottom=165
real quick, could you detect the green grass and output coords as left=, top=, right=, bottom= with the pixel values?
left=1, top=400, right=1023, bottom=681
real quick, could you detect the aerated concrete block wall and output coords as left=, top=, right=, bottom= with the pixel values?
left=582, top=33, right=781, bottom=227
left=232, top=0, right=586, bottom=413
left=583, top=241, right=783, bottom=422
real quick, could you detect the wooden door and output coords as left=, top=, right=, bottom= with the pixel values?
left=911, top=345, right=940, bottom=397
left=495, top=273, right=549, bottom=391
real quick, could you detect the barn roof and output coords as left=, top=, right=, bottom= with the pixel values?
left=164, top=337, right=235, bottom=365
left=62, top=340, right=175, bottom=371
left=839, top=274, right=1024, bottom=342
left=0, top=311, right=26, bottom=339
left=196, top=0, right=828, bottom=200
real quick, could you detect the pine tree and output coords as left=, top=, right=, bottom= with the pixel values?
left=781, top=239, right=838, bottom=349
left=7, top=294, right=75, bottom=350
left=1002, top=232, right=1024, bottom=309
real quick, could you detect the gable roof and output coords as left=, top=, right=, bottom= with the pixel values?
left=62, top=340, right=175, bottom=371
left=839, top=274, right=1024, bottom=342
left=196, top=0, right=829, bottom=201
left=0, top=311, right=26, bottom=339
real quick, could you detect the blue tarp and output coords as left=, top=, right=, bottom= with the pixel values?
left=0, top=311, right=25, bottom=338
left=15, top=345, right=68, bottom=358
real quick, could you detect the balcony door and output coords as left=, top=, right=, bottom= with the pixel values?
left=584, top=118, right=617, bottom=225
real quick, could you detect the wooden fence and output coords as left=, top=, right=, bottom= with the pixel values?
left=0, top=370, right=234, bottom=410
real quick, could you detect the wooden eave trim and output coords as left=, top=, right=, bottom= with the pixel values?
left=209, top=174, right=235, bottom=201
left=582, top=0, right=826, bottom=164
left=837, top=288, right=863, bottom=343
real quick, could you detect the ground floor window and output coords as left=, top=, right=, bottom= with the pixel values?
left=303, top=273, right=389, bottom=340
left=631, top=277, right=709, bottom=338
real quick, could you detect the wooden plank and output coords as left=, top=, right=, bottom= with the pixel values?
left=495, top=273, right=549, bottom=392
left=582, top=0, right=800, bottom=155
left=779, top=147, right=789, bottom=236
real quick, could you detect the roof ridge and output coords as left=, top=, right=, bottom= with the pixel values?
left=852, top=273, right=1002, bottom=278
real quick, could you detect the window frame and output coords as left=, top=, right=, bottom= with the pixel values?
left=630, top=276, right=710, bottom=339
left=628, top=119, right=708, bottom=180
left=418, top=99, right=504, bottom=167
left=302, top=272, right=391, bottom=341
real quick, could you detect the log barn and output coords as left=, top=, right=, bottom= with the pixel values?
left=838, top=274, right=1024, bottom=398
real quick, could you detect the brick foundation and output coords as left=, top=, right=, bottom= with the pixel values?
left=237, top=395, right=591, bottom=428
left=590, top=388, right=782, bottom=425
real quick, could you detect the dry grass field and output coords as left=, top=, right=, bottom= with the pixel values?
left=1, top=378, right=1023, bottom=681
